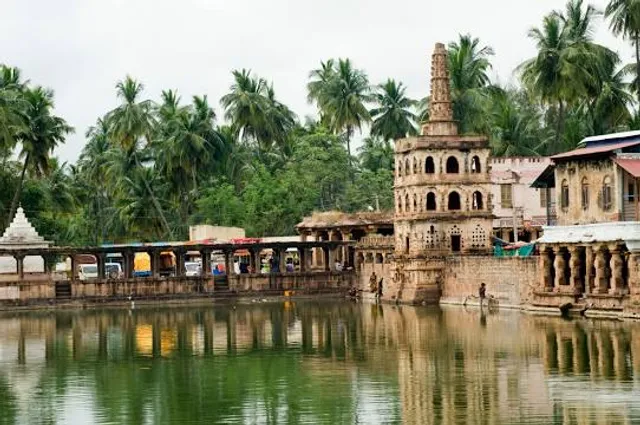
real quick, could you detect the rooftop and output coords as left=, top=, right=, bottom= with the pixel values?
left=0, top=207, right=50, bottom=247
left=538, top=222, right=640, bottom=252
left=296, top=211, right=394, bottom=230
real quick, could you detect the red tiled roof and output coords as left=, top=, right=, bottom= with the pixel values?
left=615, top=158, right=640, bottom=177
left=551, top=140, right=640, bottom=160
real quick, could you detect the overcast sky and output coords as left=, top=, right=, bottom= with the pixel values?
left=0, top=0, right=632, bottom=163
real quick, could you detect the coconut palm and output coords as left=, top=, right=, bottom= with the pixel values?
left=447, top=34, right=494, bottom=134
left=0, top=66, right=27, bottom=158
left=370, top=79, right=418, bottom=141
left=7, top=87, right=73, bottom=226
left=106, top=76, right=173, bottom=237
left=220, top=69, right=269, bottom=145
left=357, top=136, right=394, bottom=172
left=519, top=10, right=591, bottom=149
left=606, top=0, right=640, bottom=101
left=315, top=58, right=371, bottom=162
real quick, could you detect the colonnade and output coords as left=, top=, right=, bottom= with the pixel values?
left=0, top=240, right=353, bottom=283
left=539, top=243, right=637, bottom=296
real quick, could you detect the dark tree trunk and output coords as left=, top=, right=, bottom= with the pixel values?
left=7, top=153, right=30, bottom=227
left=133, top=153, right=173, bottom=239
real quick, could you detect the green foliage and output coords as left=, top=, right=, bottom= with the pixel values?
left=2, top=1, right=640, bottom=244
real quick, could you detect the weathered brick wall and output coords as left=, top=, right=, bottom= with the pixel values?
left=441, top=256, right=539, bottom=307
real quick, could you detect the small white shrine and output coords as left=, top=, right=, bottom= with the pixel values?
left=0, top=207, right=52, bottom=275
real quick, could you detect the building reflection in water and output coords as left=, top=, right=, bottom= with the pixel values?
left=1, top=303, right=640, bottom=424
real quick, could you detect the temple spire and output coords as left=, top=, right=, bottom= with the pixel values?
left=421, top=42, right=458, bottom=136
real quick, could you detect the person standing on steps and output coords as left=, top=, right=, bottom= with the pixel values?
left=479, top=283, right=486, bottom=307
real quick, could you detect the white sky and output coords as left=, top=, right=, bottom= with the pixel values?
left=0, top=0, right=633, bottom=163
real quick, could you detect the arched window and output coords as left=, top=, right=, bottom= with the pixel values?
left=413, top=194, right=417, bottom=211
left=425, top=156, right=435, bottom=174
left=448, top=191, right=461, bottom=210
left=472, top=191, right=483, bottom=210
left=413, top=157, right=418, bottom=174
left=581, top=177, right=589, bottom=210
left=426, top=192, right=437, bottom=211
left=405, top=194, right=410, bottom=212
left=470, top=156, right=481, bottom=173
left=446, top=156, right=459, bottom=174
left=375, top=253, right=384, bottom=264
left=603, top=176, right=612, bottom=210
left=405, top=158, right=411, bottom=175
left=561, top=180, right=569, bottom=209
left=397, top=161, right=403, bottom=177
left=397, top=197, right=402, bottom=213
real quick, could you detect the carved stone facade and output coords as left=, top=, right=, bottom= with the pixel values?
left=390, top=43, right=494, bottom=304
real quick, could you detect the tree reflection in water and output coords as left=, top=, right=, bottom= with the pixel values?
left=0, top=303, right=639, bottom=424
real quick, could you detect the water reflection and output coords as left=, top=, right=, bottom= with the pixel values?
left=0, top=302, right=640, bottom=424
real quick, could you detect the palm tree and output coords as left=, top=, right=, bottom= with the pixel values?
left=0, top=66, right=27, bottom=158
left=315, top=58, right=371, bottom=162
left=447, top=34, right=494, bottom=133
left=357, top=136, right=394, bottom=172
left=7, top=87, right=73, bottom=226
left=220, top=69, right=269, bottom=145
left=79, top=118, right=112, bottom=243
left=307, top=59, right=336, bottom=126
left=488, top=88, right=547, bottom=156
left=106, top=76, right=173, bottom=237
left=606, top=0, right=640, bottom=101
left=370, top=79, right=418, bottom=141
left=519, top=3, right=601, bottom=150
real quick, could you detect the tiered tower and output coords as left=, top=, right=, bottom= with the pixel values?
left=390, top=43, right=494, bottom=304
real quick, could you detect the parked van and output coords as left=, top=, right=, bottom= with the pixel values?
left=78, top=264, right=98, bottom=280
left=185, top=262, right=201, bottom=277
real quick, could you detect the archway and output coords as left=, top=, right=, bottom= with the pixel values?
left=446, top=156, right=459, bottom=174
left=425, top=156, right=435, bottom=174
left=448, top=191, right=461, bottom=210
left=426, top=192, right=437, bottom=211
left=472, top=191, right=483, bottom=210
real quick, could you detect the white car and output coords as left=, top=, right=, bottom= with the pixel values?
left=78, top=264, right=98, bottom=280
left=185, top=262, right=201, bottom=277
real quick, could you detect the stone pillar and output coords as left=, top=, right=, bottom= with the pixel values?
left=123, top=252, right=133, bottom=279
left=224, top=250, right=233, bottom=277
left=594, top=246, right=608, bottom=294
left=70, top=255, right=78, bottom=281
left=585, top=246, right=594, bottom=294
left=568, top=246, right=582, bottom=294
left=299, top=248, right=307, bottom=272
left=278, top=248, right=287, bottom=272
left=201, top=250, right=211, bottom=276
left=323, top=247, right=330, bottom=272
left=252, top=249, right=261, bottom=274
left=609, top=245, right=624, bottom=295
left=553, top=246, right=566, bottom=289
left=540, top=246, right=553, bottom=291
left=313, top=232, right=321, bottom=269
left=175, top=249, right=185, bottom=277
left=97, top=253, right=106, bottom=279
left=15, top=254, right=24, bottom=280
left=629, top=252, right=640, bottom=296
left=151, top=250, right=160, bottom=278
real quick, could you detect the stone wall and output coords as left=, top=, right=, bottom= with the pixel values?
left=440, top=256, right=539, bottom=307
left=229, top=271, right=355, bottom=293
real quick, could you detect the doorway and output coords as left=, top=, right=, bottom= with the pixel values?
left=451, top=235, right=461, bottom=252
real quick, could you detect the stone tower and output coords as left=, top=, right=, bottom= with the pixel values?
left=390, top=43, right=494, bottom=304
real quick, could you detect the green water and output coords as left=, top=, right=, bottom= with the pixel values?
left=0, top=301, right=639, bottom=424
